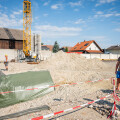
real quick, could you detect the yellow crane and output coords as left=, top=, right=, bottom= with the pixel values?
left=23, top=0, right=32, bottom=57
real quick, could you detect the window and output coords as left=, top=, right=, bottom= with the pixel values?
left=84, top=43, right=89, bottom=46
left=74, top=47, right=77, bottom=49
left=9, top=40, right=15, bottom=49
left=80, top=46, right=83, bottom=49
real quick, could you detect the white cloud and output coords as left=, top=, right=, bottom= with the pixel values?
left=93, top=11, right=120, bottom=18
left=96, top=0, right=116, bottom=6
left=10, top=14, right=15, bottom=19
left=115, top=28, right=120, bottom=32
left=9, top=10, right=23, bottom=19
left=74, top=19, right=85, bottom=24
left=0, top=4, right=7, bottom=10
left=35, top=25, right=82, bottom=32
left=51, top=4, right=63, bottom=10
left=43, top=14, right=48, bottom=17
left=43, top=2, right=49, bottom=6
left=13, top=10, right=22, bottom=15
left=69, top=1, right=82, bottom=7
left=74, top=9, right=79, bottom=12
left=115, top=13, right=120, bottom=16
left=35, top=17, right=39, bottom=20
left=0, top=12, right=23, bottom=28
left=96, top=11, right=103, bottom=15
left=94, top=14, right=99, bottom=18
left=34, top=25, right=82, bottom=38
left=102, top=13, right=113, bottom=17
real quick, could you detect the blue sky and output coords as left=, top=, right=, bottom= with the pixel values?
left=0, top=0, right=120, bottom=48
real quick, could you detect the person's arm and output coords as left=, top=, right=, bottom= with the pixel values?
left=6, top=56, right=8, bottom=62
left=115, top=61, right=120, bottom=74
left=5, top=56, right=8, bottom=62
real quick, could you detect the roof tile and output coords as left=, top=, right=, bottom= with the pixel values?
left=42, top=45, right=54, bottom=51
left=0, top=28, right=23, bottom=40
left=71, top=40, right=94, bottom=51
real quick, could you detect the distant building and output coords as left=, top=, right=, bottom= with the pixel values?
left=106, top=45, right=120, bottom=54
left=70, top=40, right=103, bottom=54
left=0, top=28, right=23, bottom=49
left=41, top=45, right=54, bottom=51
left=59, top=46, right=72, bottom=52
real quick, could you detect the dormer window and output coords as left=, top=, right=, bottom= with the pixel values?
left=84, top=43, right=89, bottom=46
left=80, top=46, right=83, bottom=49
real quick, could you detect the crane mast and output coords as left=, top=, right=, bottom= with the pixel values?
left=23, top=0, right=32, bottom=57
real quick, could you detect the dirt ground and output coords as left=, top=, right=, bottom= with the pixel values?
left=0, top=51, right=119, bottom=120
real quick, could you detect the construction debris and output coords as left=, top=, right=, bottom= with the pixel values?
left=0, top=51, right=117, bottom=120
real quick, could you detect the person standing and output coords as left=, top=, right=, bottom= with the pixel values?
left=115, top=57, right=120, bottom=90
left=4, top=55, right=8, bottom=71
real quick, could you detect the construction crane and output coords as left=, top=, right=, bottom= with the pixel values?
left=23, top=0, right=32, bottom=57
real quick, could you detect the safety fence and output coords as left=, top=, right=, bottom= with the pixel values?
left=107, top=78, right=120, bottom=118
left=0, top=78, right=111, bottom=95
left=1, top=77, right=118, bottom=119
left=30, top=77, right=120, bottom=120
left=30, top=94, right=112, bottom=120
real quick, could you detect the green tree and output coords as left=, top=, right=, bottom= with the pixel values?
left=53, top=41, right=59, bottom=53
left=65, top=47, right=68, bottom=52
left=41, top=43, right=44, bottom=45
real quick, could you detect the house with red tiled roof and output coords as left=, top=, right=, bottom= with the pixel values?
left=70, top=40, right=103, bottom=54
left=41, top=45, right=54, bottom=51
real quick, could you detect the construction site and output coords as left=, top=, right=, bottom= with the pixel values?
left=0, top=0, right=120, bottom=120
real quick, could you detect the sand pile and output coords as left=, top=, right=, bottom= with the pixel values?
left=40, top=51, right=109, bottom=71
left=36, top=51, right=115, bottom=84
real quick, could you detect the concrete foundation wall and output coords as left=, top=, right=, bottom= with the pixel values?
left=0, top=49, right=52, bottom=61
left=81, top=53, right=120, bottom=59
left=40, top=50, right=53, bottom=60
left=0, top=49, right=119, bottom=61
left=39, top=52, right=120, bottom=60
left=0, top=49, right=17, bottom=61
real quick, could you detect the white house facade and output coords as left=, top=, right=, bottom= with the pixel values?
left=86, top=42, right=100, bottom=51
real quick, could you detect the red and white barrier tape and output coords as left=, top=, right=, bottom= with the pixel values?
left=108, top=78, right=117, bottom=119
left=113, top=78, right=116, bottom=95
left=0, top=85, right=50, bottom=94
left=108, top=78, right=120, bottom=119
left=112, top=77, right=120, bottom=101
left=0, top=78, right=111, bottom=95
left=30, top=94, right=112, bottom=120
left=107, top=101, right=116, bottom=119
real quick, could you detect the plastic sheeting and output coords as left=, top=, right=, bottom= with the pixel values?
left=0, top=70, right=54, bottom=108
